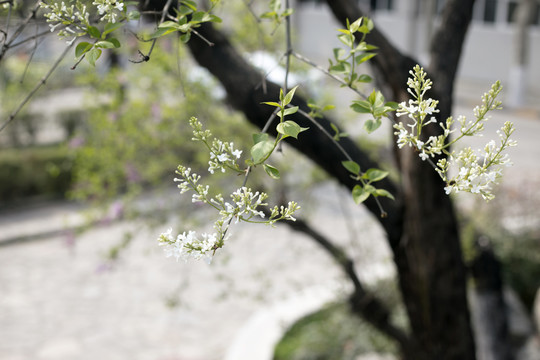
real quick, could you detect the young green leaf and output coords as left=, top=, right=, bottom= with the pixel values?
left=250, top=140, right=274, bottom=163
left=364, top=118, right=381, bottom=133
left=283, top=85, right=298, bottom=106
left=364, top=168, right=388, bottom=182
left=95, top=40, right=117, bottom=49
left=86, top=48, right=102, bottom=66
left=103, top=22, right=123, bottom=37
left=276, top=120, right=308, bottom=139
left=87, top=25, right=101, bottom=39
left=253, top=133, right=269, bottom=144
left=342, top=160, right=360, bottom=175
left=262, top=101, right=281, bottom=108
left=282, top=106, right=298, bottom=116
left=180, top=32, right=191, bottom=43
left=373, top=188, right=395, bottom=200
left=350, top=100, right=371, bottom=113
left=263, top=164, right=280, bottom=179
left=352, top=185, right=370, bottom=204
left=75, top=42, right=92, bottom=58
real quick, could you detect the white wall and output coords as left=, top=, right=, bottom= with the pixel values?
left=294, top=2, right=540, bottom=100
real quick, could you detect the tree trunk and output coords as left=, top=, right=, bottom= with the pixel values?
left=176, top=0, right=479, bottom=358
left=327, top=0, right=477, bottom=359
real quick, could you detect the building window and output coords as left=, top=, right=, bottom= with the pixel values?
left=484, top=0, right=498, bottom=23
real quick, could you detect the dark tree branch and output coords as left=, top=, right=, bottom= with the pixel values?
left=285, top=216, right=411, bottom=350
left=428, top=0, right=476, bottom=120
left=324, top=1, right=477, bottom=359
left=185, top=21, right=403, bottom=236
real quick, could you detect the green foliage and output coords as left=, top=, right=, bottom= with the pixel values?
left=0, top=145, right=73, bottom=203
left=328, top=17, right=377, bottom=90
left=69, top=45, right=253, bottom=205
left=351, top=90, right=398, bottom=133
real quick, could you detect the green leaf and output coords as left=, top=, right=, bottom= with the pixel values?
left=87, top=25, right=101, bottom=39
left=159, top=21, right=181, bottom=29
left=352, top=185, right=370, bottom=205
left=150, top=27, right=178, bottom=39
left=357, top=74, right=372, bottom=83
left=95, top=40, right=117, bottom=49
left=331, top=123, right=340, bottom=140
left=364, top=168, right=388, bottom=182
left=177, top=5, right=194, bottom=17
left=333, top=48, right=346, bottom=61
left=253, top=133, right=269, bottom=144
left=350, top=100, right=371, bottom=113
left=209, top=14, right=222, bottom=23
left=75, top=41, right=92, bottom=58
left=282, top=106, right=298, bottom=116
left=276, top=120, right=308, bottom=139
left=342, top=160, right=360, bottom=175
left=282, top=8, right=294, bottom=17
left=103, top=22, right=123, bottom=37
left=250, top=139, right=274, bottom=164
left=329, top=62, right=347, bottom=73
left=181, top=0, right=197, bottom=10
left=368, top=90, right=385, bottom=108
left=283, top=85, right=298, bottom=106
left=108, top=38, right=121, bottom=48
left=180, top=32, right=191, bottom=43
left=374, top=188, right=395, bottom=200
left=338, top=33, right=353, bottom=48
left=355, top=52, right=376, bottom=65
left=350, top=18, right=362, bottom=33
left=127, top=10, right=140, bottom=20
left=86, top=48, right=102, bottom=66
left=385, top=101, right=399, bottom=110
left=364, top=118, right=381, bottom=133
left=263, top=164, right=280, bottom=179
left=262, top=101, right=281, bottom=108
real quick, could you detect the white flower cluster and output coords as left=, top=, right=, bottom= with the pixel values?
left=189, top=117, right=243, bottom=174
left=394, top=65, right=516, bottom=200
left=41, top=0, right=124, bottom=38
left=440, top=122, right=516, bottom=200
left=92, top=0, right=124, bottom=23
left=41, top=0, right=90, bottom=37
left=158, top=228, right=224, bottom=264
left=208, top=139, right=243, bottom=174
left=161, top=162, right=301, bottom=262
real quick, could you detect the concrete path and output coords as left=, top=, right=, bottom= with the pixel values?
left=0, top=182, right=393, bottom=360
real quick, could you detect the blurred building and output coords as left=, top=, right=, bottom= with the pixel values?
left=295, top=0, right=540, bottom=107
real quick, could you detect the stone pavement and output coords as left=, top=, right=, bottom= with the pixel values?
left=0, top=183, right=393, bottom=360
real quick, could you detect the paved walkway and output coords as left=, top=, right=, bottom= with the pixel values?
left=0, top=183, right=393, bottom=360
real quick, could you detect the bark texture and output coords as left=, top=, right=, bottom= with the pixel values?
left=326, top=1, right=477, bottom=359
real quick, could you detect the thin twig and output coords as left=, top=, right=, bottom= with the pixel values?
left=0, top=39, right=75, bottom=133
left=296, top=106, right=388, bottom=217
left=20, top=22, right=42, bottom=83
left=0, top=1, right=41, bottom=61
left=190, top=29, right=214, bottom=47
left=131, top=0, right=174, bottom=63
left=284, top=216, right=411, bottom=349
left=292, top=51, right=368, bottom=100
left=9, top=29, right=51, bottom=49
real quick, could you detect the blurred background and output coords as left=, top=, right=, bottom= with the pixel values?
left=1, top=1, right=540, bottom=359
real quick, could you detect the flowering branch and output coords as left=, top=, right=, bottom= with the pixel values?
left=393, top=65, right=517, bottom=200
